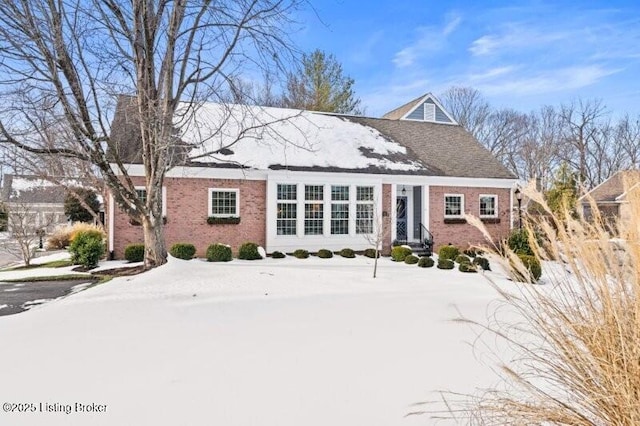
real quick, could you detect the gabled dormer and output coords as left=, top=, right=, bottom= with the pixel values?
left=382, top=93, right=457, bottom=125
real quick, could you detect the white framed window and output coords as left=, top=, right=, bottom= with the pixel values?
left=277, top=184, right=297, bottom=236
left=208, top=188, right=239, bottom=217
left=356, top=186, right=374, bottom=234
left=304, top=185, right=324, bottom=235
left=444, top=194, right=464, bottom=218
left=134, top=186, right=167, bottom=216
left=330, top=185, right=349, bottom=235
left=479, top=194, right=497, bottom=217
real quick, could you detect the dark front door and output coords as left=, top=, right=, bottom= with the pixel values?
left=396, top=196, right=408, bottom=242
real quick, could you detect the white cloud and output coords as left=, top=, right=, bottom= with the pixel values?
left=392, top=12, right=463, bottom=68
left=475, top=65, right=622, bottom=96
left=469, top=66, right=517, bottom=81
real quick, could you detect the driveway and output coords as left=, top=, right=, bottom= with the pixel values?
left=0, top=279, right=95, bottom=316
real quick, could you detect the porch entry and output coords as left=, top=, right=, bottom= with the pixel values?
left=396, top=186, right=423, bottom=242
left=396, top=196, right=408, bottom=241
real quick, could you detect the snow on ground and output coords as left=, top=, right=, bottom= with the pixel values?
left=0, top=255, right=523, bottom=426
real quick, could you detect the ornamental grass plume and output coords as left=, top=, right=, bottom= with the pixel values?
left=434, top=178, right=640, bottom=425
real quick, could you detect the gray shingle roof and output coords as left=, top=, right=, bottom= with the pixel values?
left=1, top=175, right=68, bottom=204
left=582, top=170, right=640, bottom=203
left=343, top=116, right=515, bottom=179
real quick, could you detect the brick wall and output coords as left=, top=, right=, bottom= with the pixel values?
left=111, top=177, right=266, bottom=258
left=429, top=186, right=511, bottom=251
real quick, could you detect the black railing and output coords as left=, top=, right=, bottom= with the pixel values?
left=419, top=223, right=434, bottom=253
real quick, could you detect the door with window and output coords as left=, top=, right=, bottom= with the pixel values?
left=396, top=196, right=408, bottom=242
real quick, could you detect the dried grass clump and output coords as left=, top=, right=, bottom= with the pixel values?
left=439, top=179, right=640, bottom=425
left=46, top=222, right=106, bottom=250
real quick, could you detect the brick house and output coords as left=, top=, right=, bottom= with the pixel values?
left=106, top=94, right=517, bottom=258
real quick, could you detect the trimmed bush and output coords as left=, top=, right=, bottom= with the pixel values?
left=473, top=256, right=491, bottom=271
left=455, top=254, right=471, bottom=264
left=458, top=262, right=477, bottom=273
left=170, top=243, right=196, bottom=260
left=340, top=248, right=356, bottom=258
left=206, top=244, right=232, bottom=262
left=363, top=248, right=378, bottom=259
left=508, top=229, right=535, bottom=256
left=417, top=257, right=435, bottom=268
left=124, top=244, right=145, bottom=262
left=437, top=258, right=455, bottom=270
left=293, top=249, right=309, bottom=259
left=69, top=231, right=105, bottom=269
left=271, top=251, right=286, bottom=259
left=404, top=254, right=419, bottom=265
left=463, top=248, right=479, bottom=258
left=438, top=245, right=460, bottom=261
left=515, top=254, right=542, bottom=282
left=317, top=249, right=333, bottom=259
left=391, top=246, right=412, bottom=262
left=238, top=242, right=262, bottom=260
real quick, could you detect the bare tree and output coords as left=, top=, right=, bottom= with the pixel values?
left=358, top=197, right=391, bottom=278
left=616, top=114, right=640, bottom=169
left=0, top=0, right=302, bottom=268
left=559, top=99, right=607, bottom=188
left=440, top=86, right=492, bottom=142
left=3, top=202, right=56, bottom=266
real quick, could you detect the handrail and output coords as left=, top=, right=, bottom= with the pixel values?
left=419, top=223, right=433, bottom=245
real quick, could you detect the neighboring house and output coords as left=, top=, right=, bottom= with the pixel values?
left=581, top=170, right=640, bottom=232
left=106, top=93, right=518, bottom=258
left=0, top=174, right=69, bottom=233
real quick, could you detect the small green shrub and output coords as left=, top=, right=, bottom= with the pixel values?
left=473, top=256, right=491, bottom=271
left=455, top=254, right=471, bottom=264
left=438, top=245, right=460, bottom=261
left=363, top=248, right=378, bottom=258
left=508, top=229, right=536, bottom=256
left=458, top=262, right=477, bottom=273
left=170, top=243, right=196, bottom=260
left=271, top=251, right=286, bottom=259
left=404, top=254, right=419, bottom=264
left=437, top=259, right=455, bottom=270
left=514, top=254, right=542, bottom=282
left=206, top=243, right=232, bottom=262
left=417, top=257, right=435, bottom=268
left=293, top=249, right=309, bottom=259
left=238, top=242, right=262, bottom=260
left=463, top=248, right=479, bottom=258
left=317, top=249, right=333, bottom=259
left=69, top=231, right=105, bottom=269
left=340, top=248, right=355, bottom=258
left=391, top=246, right=412, bottom=262
left=124, top=244, right=145, bottom=262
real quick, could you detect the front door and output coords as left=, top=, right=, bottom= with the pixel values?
left=396, top=196, right=408, bottom=242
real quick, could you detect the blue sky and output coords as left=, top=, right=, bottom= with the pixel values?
left=294, top=0, right=640, bottom=117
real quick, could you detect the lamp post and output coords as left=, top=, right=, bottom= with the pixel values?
left=515, top=188, right=522, bottom=230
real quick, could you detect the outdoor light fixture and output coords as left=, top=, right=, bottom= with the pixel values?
left=401, top=186, right=406, bottom=195
left=515, top=188, right=523, bottom=230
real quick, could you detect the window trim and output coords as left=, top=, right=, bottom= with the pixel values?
left=444, top=193, right=464, bottom=218
left=479, top=194, right=498, bottom=218
left=276, top=183, right=298, bottom=236
left=355, top=185, right=375, bottom=235
left=208, top=188, right=240, bottom=218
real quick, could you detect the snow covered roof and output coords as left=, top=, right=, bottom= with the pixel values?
left=1, top=175, right=89, bottom=205
left=110, top=95, right=515, bottom=179
left=178, top=103, right=433, bottom=174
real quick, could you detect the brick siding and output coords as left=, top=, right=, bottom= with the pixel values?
left=111, top=177, right=266, bottom=258
left=429, top=186, right=511, bottom=251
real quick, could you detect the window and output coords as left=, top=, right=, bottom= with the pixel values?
left=134, top=186, right=166, bottom=216
left=209, top=189, right=239, bottom=217
left=479, top=195, right=497, bottom=217
left=304, top=185, right=323, bottom=235
left=277, top=184, right=297, bottom=235
left=356, top=186, right=374, bottom=234
left=330, top=186, right=350, bottom=235
left=136, top=188, right=147, bottom=204
left=444, top=194, right=464, bottom=218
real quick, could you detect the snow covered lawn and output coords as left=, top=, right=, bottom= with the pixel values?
left=0, top=255, right=518, bottom=425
